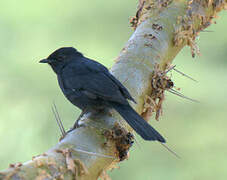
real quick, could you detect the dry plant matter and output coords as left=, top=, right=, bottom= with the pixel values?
left=0, top=0, right=226, bottom=179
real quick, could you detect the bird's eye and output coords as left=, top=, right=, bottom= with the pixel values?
left=57, top=55, right=65, bottom=61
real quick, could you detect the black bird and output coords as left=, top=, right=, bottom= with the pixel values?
left=39, top=47, right=165, bottom=142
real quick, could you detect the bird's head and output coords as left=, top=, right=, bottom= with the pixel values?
left=39, top=47, right=83, bottom=73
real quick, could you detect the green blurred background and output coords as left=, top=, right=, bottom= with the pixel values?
left=0, top=0, right=226, bottom=179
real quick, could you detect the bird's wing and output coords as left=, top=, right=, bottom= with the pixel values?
left=61, top=63, right=129, bottom=105
left=104, top=73, right=136, bottom=103
left=83, top=58, right=136, bottom=103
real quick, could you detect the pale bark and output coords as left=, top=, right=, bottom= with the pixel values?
left=0, top=0, right=226, bottom=179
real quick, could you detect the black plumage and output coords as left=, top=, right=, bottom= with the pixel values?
left=40, top=47, right=165, bottom=142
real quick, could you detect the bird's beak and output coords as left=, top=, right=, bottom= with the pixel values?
left=39, top=59, right=50, bottom=63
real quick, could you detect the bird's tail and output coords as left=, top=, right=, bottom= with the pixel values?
left=110, top=102, right=166, bottom=143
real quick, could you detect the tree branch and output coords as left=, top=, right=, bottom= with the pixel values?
left=1, top=0, right=226, bottom=179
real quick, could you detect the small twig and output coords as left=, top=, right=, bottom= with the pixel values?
left=167, top=89, right=199, bottom=103
left=51, top=102, right=66, bottom=137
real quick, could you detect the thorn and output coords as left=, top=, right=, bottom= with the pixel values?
left=167, top=89, right=199, bottom=103
left=201, top=30, right=214, bottom=32
left=160, top=143, right=181, bottom=159
left=134, top=136, right=142, bottom=150
left=173, top=68, right=198, bottom=82
left=73, top=148, right=116, bottom=159
left=53, top=102, right=66, bottom=136
left=51, top=105, right=61, bottom=134
left=51, top=102, right=66, bottom=137
left=164, top=65, right=176, bottom=74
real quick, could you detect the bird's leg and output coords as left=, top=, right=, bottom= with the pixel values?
left=66, top=109, right=88, bottom=134
left=73, top=109, right=88, bottom=129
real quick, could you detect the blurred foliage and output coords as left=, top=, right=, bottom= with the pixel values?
left=0, top=0, right=226, bottom=179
